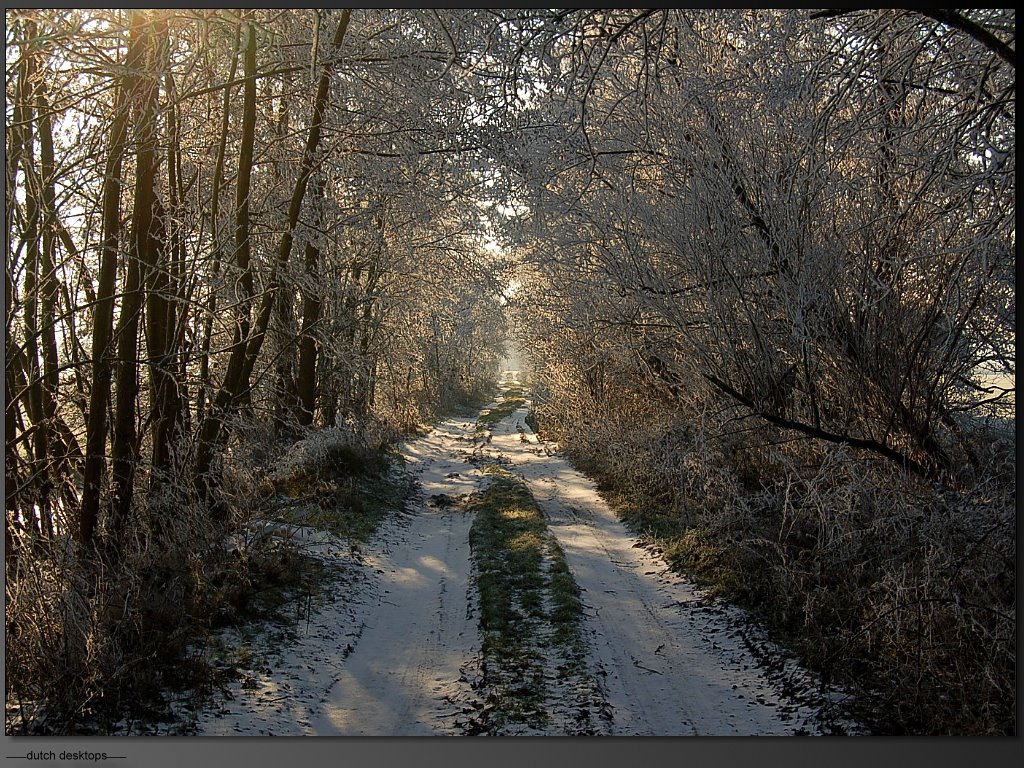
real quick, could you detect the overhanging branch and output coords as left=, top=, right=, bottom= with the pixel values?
left=702, top=372, right=934, bottom=481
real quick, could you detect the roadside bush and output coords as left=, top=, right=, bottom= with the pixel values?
left=5, top=406, right=409, bottom=734
left=268, top=417, right=394, bottom=496
left=5, top=484, right=221, bottom=733
left=532, top=371, right=1016, bottom=735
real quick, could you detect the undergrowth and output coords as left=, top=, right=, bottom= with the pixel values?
left=5, top=420, right=413, bottom=735
left=531, top=390, right=1016, bottom=736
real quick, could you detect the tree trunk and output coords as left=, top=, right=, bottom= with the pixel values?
left=109, top=11, right=166, bottom=547
left=146, top=63, right=184, bottom=485
left=195, top=21, right=242, bottom=426
left=13, top=16, right=49, bottom=541
left=296, top=178, right=326, bottom=427
left=80, top=16, right=148, bottom=549
left=194, top=13, right=260, bottom=498
left=5, top=267, right=23, bottom=573
left=236, top=10, right=352, bottom=398
left=35, top=57, right=65, bottom=541
left=196, top=10, right=353, bottom=511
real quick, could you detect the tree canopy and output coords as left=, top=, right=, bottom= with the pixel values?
left=5, top=8, right=1014, bottom=735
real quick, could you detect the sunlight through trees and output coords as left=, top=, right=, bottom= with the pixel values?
left=5, top=9, right=1014, bottom=735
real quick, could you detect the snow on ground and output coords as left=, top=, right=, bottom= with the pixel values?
left=167, top=375, right=862, bottom=736
left=481, top=378, right=863, bottom=735
left=177, top=415, right=487, bottom=736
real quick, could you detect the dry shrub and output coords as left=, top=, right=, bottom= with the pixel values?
left=5, top=485, right=219, bottom=733
left=5, top=541, right=92, bottom=733
left=5, top=407, right=422, bottom=734
left=711, top=446, right=1012, bottom=734
left=538, top=374, right=1015, bottom=734
left=5, top=431, right=311, bottom=734
left=269, top=423, right=388, bottom=497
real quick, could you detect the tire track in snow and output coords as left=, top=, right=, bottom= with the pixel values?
left=485, top=395, right=861, bottom=735
left=174, top=391, right=856, bottom=736
left=187, top=415, right=485, bottom=736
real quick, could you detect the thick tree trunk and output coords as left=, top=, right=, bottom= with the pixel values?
left=80, top=18, right=147, bottom=549
left=109, top=11, right=166, bottom=546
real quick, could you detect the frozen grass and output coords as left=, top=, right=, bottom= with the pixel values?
left=476, top=391, right=528, bottom=435
left=466, top=465, right=588, bottom=732
left=600, top=487, right=743, bottom=599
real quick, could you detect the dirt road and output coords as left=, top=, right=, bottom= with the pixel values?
left=184, top=384, right=856, bottom=736
left=190, top=415, right=486, bottom=735
left=485, top=399, right=849, bottom=735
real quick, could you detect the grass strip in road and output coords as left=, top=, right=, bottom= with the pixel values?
left=475, top=391, right=527, bottom=435
left=466, top=466, right=587, bottom=732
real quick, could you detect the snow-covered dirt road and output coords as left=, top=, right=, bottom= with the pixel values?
left=484, top=397, right=857, bottom=735
left=178, top=381, right=859, bottom=736
left=187, top=415, right=486, bottom=736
